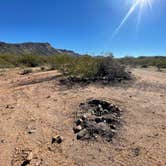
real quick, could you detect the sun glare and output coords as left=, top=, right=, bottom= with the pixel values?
left=112, top=0, right=153, bottom=37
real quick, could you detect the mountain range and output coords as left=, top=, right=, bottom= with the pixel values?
left=0, top=42, right=79, bottom=56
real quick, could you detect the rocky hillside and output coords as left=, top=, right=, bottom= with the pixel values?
left=0, top=42, right=79, bottom=56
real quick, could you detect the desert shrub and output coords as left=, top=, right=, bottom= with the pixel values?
left=63, top=55, right=98, bottom=77
left=119, top=56, right=166, bottom=68
left=0, top=53, right=131, bottom=82
left=17, top=55, right=45, bottom=67
left=51, top=55, right=130, bottom=82
left=40, top=66, right=45, bottom=71
left=0, top=56, right=14, bottom=68
left=20, top=68, right=33, bottom=75
left=47, top=54, right=76, bottom=72
left=97, top=57, right=130, bottom=80
left=141, top=64, right=148, bottom=68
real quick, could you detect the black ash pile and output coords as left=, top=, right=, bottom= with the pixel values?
left=73, top=99, right=121, bottom=142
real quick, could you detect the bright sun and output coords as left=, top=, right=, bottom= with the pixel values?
left=112, top=0, right=153, bottom=37
left=137, top=0, right=152, bottom=7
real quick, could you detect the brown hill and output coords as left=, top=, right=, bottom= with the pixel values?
left=0, top=42, right=79, bottom=56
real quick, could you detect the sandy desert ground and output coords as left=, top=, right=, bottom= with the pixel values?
left=0, top=68, right=165, bottom=166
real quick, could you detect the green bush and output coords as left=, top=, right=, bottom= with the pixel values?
left=0, top=56, right=14, bottom=68
left=0, top=53, right=130, bottom=82
left=48, top=55, right=130, bottom=81
left=17, top=55, right=45, bottom=67
left=120, top=56, right=166, bottom=68
left=97, top=57, right=130, bottom=80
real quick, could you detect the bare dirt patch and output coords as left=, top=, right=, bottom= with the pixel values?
left=0, top=68, right=165, bottom=166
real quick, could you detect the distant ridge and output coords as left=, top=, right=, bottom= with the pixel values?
left=0, top=42, right=80, bottom=56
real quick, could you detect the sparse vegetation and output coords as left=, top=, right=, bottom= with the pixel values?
left=20, top=68, right=33, bottom=75
left=0, top=54, right=131, bottom=82
left=0, top=54, right=45, bottom=68
left=119, top=56, right=166, bottom=69
left=48, top=55, right=131, bottom=82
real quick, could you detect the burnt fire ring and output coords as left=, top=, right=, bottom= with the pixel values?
left=73, top=99, right=122, bottom=142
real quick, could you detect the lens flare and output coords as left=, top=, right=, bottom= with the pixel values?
left=112, top=0, right=153, bottom=37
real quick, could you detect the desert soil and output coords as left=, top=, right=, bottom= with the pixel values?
left=0, top=68, right=165, bottom=166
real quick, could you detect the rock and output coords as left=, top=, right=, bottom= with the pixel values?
left=95, top=117, right=104, bottom=123
left=28, top=129, right=36, bottom=134
left=111, top=129, right=117, bottom=133
left=104, top=118, right=113, bottom=124
left=132, top=147, right=140, bottom=157
left=81, top=114, right=87, bottom=120
left=98, top=104, right=102, bottom=109
left=27, top=152, right=33, bottom=161
left=35, top=160, right=42, bottom=166
left=96, top=122, right=110, bottom=133
left=6, top=105, right=14, bottom=109
left=75, top=119, right=83, bottom=126
left=110, top=103, right=114, bottom=107
left=105, top=133, right=114, bottom=142
left=1, top=139, right=6, bottom=143
left=76, top=129, right=88, bottom=140
left=73, top=125, right=82, bottom=133
left=21, top=152, right=33, bottom=166
left=52, top=135, right=63, bottom=144
left=103, top=109, right=109, bottom=114
left=21, top=160, right=30, bottom=166
left=110, top=124, right=116, bottom=129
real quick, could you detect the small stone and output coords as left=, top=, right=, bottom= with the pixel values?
left=110, top=124, right=116, bottom=130
left=75, top=119, right=83, bottom=126
left=15, top=147, right=19, bottom=151
left=91, top=110, right=95, bottom=115
left=95, top=117, right=104, bottom=123
left=115, top=105, right=118, bottom=109
left=76, top=129, right=88, bottom=140
left=111, top=129, right=117, bottom=133
left=6, top=105, right=9, bottom=108
left=132, top=147, right=140, bottom=157
left=94, top=135, right=98, bottom=139
left=21, top=160, right=30, bottom=166
left=96, top=122, right=110, bottom=132
left=1, top=139, right=6, bottom=143
left=110, top=104, right=114, bottom=107
left=73, top=125, right=82, bottom=133
left=52, top=135, right=63, bottom=144
left=103, top=109, right=109, bottom=114
left=28, top=129, right=36, bottom=134
left=35, top=159, right=42, bottom=166
left=21, top=152, right=33, bottom=165
left=81, top=114, right=87, bottom=120
left=6, top=105, right=14, bottom=109
left=27, top=152, right=33, bottom=161
left=98, top=104, right=102, bottom=108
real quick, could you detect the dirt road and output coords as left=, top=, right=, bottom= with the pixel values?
left=0, top=68, right=165, bottom=166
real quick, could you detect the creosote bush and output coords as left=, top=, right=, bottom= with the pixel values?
left=49, top=55, right=131, bottom=82
left=20, top=68, right=33, bottom=75
left=120, top=56, right=166, bottom=68
left=0, top=53, right=131, bottom=82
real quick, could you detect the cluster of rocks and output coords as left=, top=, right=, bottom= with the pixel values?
left=73, top=99, right=121, bottom=142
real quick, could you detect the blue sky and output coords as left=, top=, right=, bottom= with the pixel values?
left=0, top=0, right=165, bottom=57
